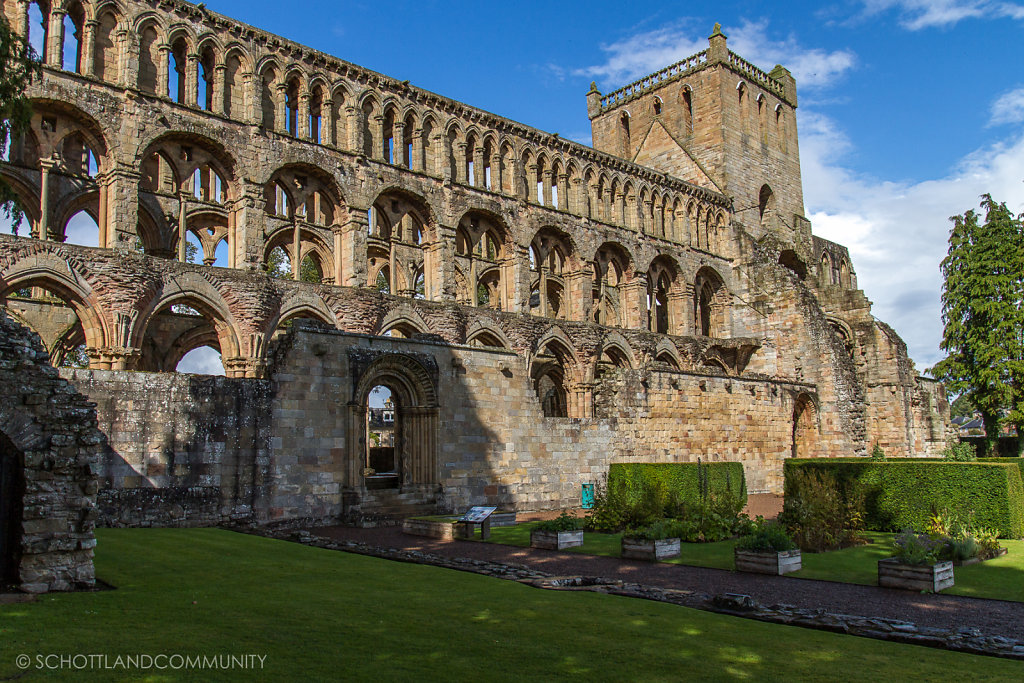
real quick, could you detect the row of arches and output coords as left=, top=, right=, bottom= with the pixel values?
left=6, top=1, right=732, bottom=249
left=4, top=104, right=735, bottom=338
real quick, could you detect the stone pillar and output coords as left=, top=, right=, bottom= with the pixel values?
left=338, top=212, right=368, bottom=287
left=538, top=264, right=549, bottom=318
left=96, top=179, right=108, bottom=248
left=212, top=64, right=226, bottom=115
left=372, top=114, right=385, bottom=159
left=113, top=29, right=128, bottom=86
left=82, top=20, right=96, bottom=77
left=557, top=172, right=569, bottom=211
left=526, top=163, right=538, bottom=202
left=622, top=273, right=647, bottom=329
left=297, top=91, right=311, bottom=139
left=490, top=151, right=502, bottom=194
left=46, top=8, right=65, bottom=68
left=322, top=99, right=335, bottom=146
left=232, top=179, right=266, bottom=268
left=667, top=290, right=686, bottom=336
left=177, top=192, right=188, bottom=261
left=425, top=223, right=455, bottom=300
left=473, top=146, right=485, bottom=188
left=275, top=83, right=287, bottom=133
left=346, top=106, right=359, bottom=152
left=186, top=53, right=199, bottom=108
left=156, top=44, right=170, bottom=97
left=455, top=142, right=467, bottom=184
left=542, top=169, right=553, bottom=207
left=565, top=266, right=592, bottom=323
left=291, top=219, right=302, bottom=279
left=393, top=122, right=406, bottom=167
left=411, top=128, right=424, bottom=172
left=105, top=168, right=141, bottom=250
left=37, top=158, right=53, bottom=240
left=332, top=225, right=344, bottom=285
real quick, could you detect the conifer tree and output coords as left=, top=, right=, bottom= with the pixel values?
left=933, top=195, right=1024, bottom=455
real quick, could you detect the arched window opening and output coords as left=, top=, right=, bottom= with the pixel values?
left=309, top=87, right=323, bottom=143
left=592, top=246, right=628, bottom=328
left=412, top=270, right=425, bottom=300
left=820, top=253, right=832, bottom=284
left=27, top=1, right=48, bottom=61
left=365, top=385, right=399, bottom=488
left=265, top=245, right=291, bottom=278
left=59, top=133, right=98, bottom=177
left=191, top=166, right=224, bottom=203
left=465, top=138, right=474, bottom=185
left=655, top=351, right=680, bottom=370
left=2, top=282, right=97, bottom=368
left=775, top=105, right=787, bottom=152
left=551, top=172, right=559, bottom=209
left=839, top=260, right=852, bottom=288
left=184, top=232, right=203, bottom=264
left=224, top=53, right=244, bottom=119
left=653, top=97, right=662, bottom=116
left=92, top=10, right=117, bottom=83
left=272, top=182, right=290, bottom=217
left=468, top=330, right=506, bottom=349
left=694, top=268, right=727, bottom=338
left=361, top=99, right=376, bottom=157
left=260, top=67, right=278, bottom=129
left=169, top=38, right=188, bottom=103
left=285, top=80, right=299, bottom=136
left=138, top=25, right=159, bottom=93
left=619, top=112, right=631, bottom=157
left=482, top=140, right=493, bottom=190
left=197, top=49, right=215, bottom=111
left=213, top=239, right=229, bottom=266
left=383, top=109, right=395, bottom=164
left=649, top=272, right=671, bottom=334
left=737, top=82, right=748, bottom=134
left=758, top=184, right=775, bottom=227
left=299, top=253, right=322, bottom=284
left=62, top=209, right=99, bottom=247
left=532, top=341, right=570, bottom=418
left=681, top=86, right=694, bottom=134
left=757, top=94, right=767, bottom=144
left=62, top=4, right=84, bottom=73
left=375, top=266, right=391, bottom=294
left=175, top=346, right=224, bottom=375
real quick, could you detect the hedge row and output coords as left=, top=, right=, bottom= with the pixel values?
left=608, top=462, right=747, bottom=507
left=784, top=459, right=1024, bottom=538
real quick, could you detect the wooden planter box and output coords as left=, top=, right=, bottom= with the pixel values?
left=530, top=529, right=584, bottom=550
left=878, top=558, right=954, bottom=592
left=734, top=549, right=802, bottom=575
left=621, top=537, right=681, bottom=561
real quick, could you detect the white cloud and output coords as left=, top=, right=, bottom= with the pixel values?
left=860, top=0, right=1024, bottom=29
left=800, top=110, right=1024, bottom=369
left=990, top=86, right=1024, bottom=125
left=574, top=20, right=855, bottom=92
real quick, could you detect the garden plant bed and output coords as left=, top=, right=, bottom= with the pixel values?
left=530, top=529, right=584, bottom=550
left=954, top=548, right=1008, bottom=567
left=734, top=549, right=802, bottom=575
left=621, top=537, right=681, bottom=561
left=878, top=558, right=955, bottom=592
left=404, top=512, right=518, bottom=540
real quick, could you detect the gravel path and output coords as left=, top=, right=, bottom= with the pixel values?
left=311, top=525, right=1024, bottom=640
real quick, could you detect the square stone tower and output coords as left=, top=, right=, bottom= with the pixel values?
left=588, top=25, right=809, bottom=249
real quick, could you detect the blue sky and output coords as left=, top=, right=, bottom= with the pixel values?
left=38, top=1, right=1024, bottom=373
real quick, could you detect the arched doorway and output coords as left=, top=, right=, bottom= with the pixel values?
left=349, top=354, right=439, bottom=496
left=0, top=432, right=22, bottom=585
left=792, top=394, right=818, bottom=458
left=364, top=384, right=399, bottom=489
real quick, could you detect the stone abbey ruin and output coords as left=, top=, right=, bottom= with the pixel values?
left=0, top=0, right=951, bottom=587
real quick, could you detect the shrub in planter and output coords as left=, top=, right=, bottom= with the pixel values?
left=879, top=530, right=954, bottom=591
left=734, top=524, right=801, bottom=575
left=621, top=519, right=682, bottom=561
left=530, top=512, right=584, bottom=550
left=926, top=508, right=1005, bottom=563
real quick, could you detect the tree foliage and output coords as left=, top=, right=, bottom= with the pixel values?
left=0, top=14, right=41, bottom=231
left=933, top=195, right=1024, bottom=453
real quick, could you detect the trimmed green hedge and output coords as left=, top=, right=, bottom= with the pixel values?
left=608, top=462, right=747, bottom=507
left=784, top=459, right=1024, bottom=538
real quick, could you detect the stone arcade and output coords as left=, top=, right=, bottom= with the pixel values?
left=0, top=1, right=949, bottom=534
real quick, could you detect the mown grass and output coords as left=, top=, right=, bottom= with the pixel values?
left=483, top=524, right=1024, bottom=601
left=1, top=528, right=1021, bottom=681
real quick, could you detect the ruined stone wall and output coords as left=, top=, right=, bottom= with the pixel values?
left=0, top=310, right=99, bottom=592
left=59, top=368, right=272, bottom=527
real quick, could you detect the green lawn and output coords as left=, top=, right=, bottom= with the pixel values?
left=1, top=529, right=1021, bottom=680
left=484, top=524, right=1024, bottom=601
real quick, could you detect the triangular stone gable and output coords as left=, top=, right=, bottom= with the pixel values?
left=633, top=120, right=717, bottom=189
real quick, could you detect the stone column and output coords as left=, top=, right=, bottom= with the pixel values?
left=490, top=151, right=502, bottom=194
left=393, top=122, right=406, bottom=167
left=565, top=266, right=592, bottom=323
left=473, top=146, right=485, bottom=188
left=557, top=172, right=569, bottom=211
left=622, top=273, right=647, bottom=329
left=372, top=114, right=385, bottom=159
left=297, top=91, right=311, bottom=139
left=82, top=20, right=97, bottom=77
left=667, top=290, right=686, bottom=336
left=346, top=106, right=359, bottom=152
left=177, top=192, right=188, bottom=261
left=96, top=178, right=108, bottom=248
left=186, top=53, right=199, bottom=108
left=332, top=225, right=344, bottom=285
left=46, top=8, right=65, bottom=68
left=105, top=168, right=141, bottom=250
left=338, top=212, right=368, bottom=287
left=37, top=158, right=53, bottom=240
left=275, top=83, right=287, bottom=133
left=232, top=178, right=266, bottom=268
left=212, top=64, right=227, bottom=115
left=156, top=44, right=170, bottom=97
left=455, top=142, right=468, bottom=184
left=291, top=219, right=302, bottom=279
left=322, top=99, right=335, bottom=146
left=411, top=128, right=424, bottom=172
left=538, top=264, right=549, bottom=318
left=114, top=29, right=128, bottom=86
left=542, top=169, right=553, bottom=207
